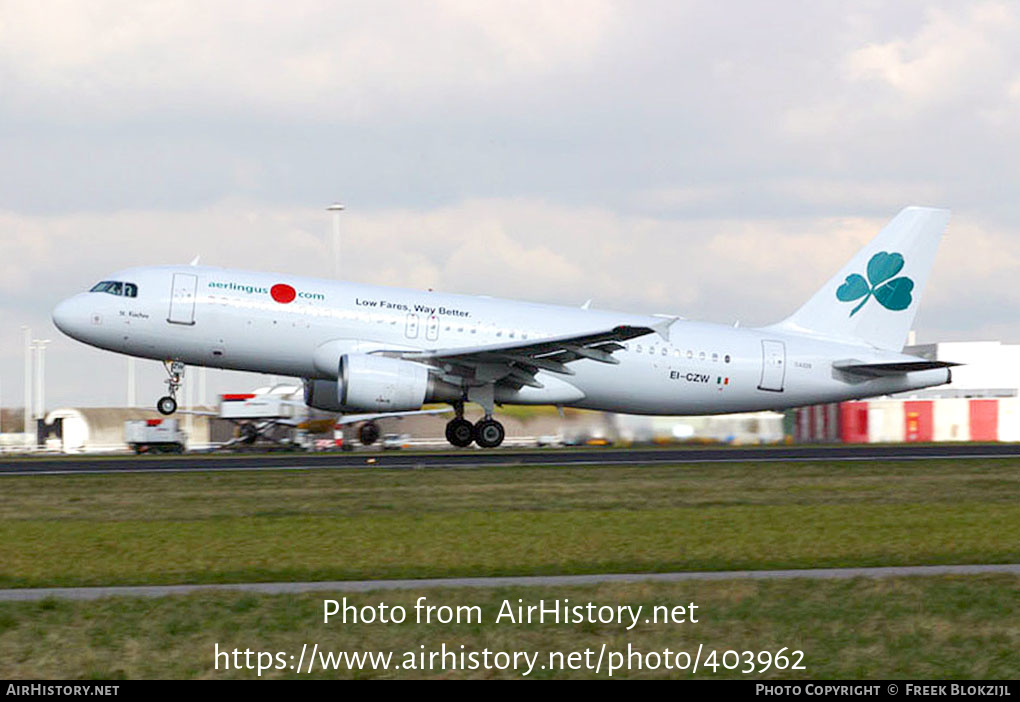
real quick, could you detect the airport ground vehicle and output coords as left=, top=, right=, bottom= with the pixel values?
left=124, top=419, right=186, bottom=454
left=381, top=433, right=411, bottom=450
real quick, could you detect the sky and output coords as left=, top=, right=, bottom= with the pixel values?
left=1, top=0, right=1018, bottom=410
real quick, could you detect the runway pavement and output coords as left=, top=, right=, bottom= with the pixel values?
left=0, top=564, right=1017, bottom=601
left=0, top=442, right=1018, bottom=475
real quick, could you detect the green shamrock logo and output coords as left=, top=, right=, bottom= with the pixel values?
left=836, top=251, right=914, bottom=317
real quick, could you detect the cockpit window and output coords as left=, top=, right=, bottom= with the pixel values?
left=90, top=281, right=138, bottom=298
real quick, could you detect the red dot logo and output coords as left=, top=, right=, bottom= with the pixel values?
left=270, top=283, right=296, bottom=303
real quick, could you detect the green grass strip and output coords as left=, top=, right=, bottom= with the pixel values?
left=3, top=502, right=1018, bottom=588
left=1, top=576, right=1017, bottom=679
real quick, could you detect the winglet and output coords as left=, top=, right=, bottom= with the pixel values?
left=189, top=255, right=201, bottom=266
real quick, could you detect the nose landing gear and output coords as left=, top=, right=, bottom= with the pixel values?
left=157, top=360, right=185, bottom=416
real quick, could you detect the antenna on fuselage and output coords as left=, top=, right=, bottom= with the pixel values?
left=327, top=202, right=345, bottom=278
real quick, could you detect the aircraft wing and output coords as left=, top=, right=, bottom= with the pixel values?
left=833, top=359, right=960, bottom=378
left=395, top=324, right=660, bottom=389
left=334, top=408, right=451, bottom=425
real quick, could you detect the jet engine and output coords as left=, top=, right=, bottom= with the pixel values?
left=304, top=354, right=457, bottom=412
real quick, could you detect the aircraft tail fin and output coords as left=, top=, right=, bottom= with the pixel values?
left=771, top=207, right=950, bottom=351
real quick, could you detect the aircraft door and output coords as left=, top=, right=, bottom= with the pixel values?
left=426, top=315, right=439, bottom=341
left=758, top=340, right=786, bottom=392
left=168, top=273, right=198, bottom=325
left=405, top=312, right=420, bottom=339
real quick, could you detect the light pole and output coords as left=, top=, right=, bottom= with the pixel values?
left=33, top=339, right=51, bottom=421
left=327, top=202, right=344, bottom=278
left=22, top=327, right=32, bottom=444
left=127, top=357, right=136, bottom=408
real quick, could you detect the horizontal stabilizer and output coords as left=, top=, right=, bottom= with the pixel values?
left=833, top=359, right=960, bottom=378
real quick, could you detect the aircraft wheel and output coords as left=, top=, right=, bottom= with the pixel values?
left=445, top=418, right=474, bottom=447
left=473, top=419, right=505, bottom=449
left=157, top=396, right=178, bottom=415
left=239, top=423, right=258, bottom=444
left=358, top=422, right=381, bottom=446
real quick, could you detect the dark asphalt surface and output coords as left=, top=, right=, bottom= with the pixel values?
left=1, top=442, right=1018, bottom=475
left=1, top=564, right=1017, bottom=601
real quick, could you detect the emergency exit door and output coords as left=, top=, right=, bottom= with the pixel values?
left=758, top=340, right=786, bottom=392
left=168, top=273, right=198, bottom=325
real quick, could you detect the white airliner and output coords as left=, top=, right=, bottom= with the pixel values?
left=52, top=207, right=957, bottom=448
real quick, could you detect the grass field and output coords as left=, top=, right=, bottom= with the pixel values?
left=1, top=459, right=1018, bottom=588
left=1, top=458, right=1018, bottom=679
left=1, top=576, right=1017, bottom=679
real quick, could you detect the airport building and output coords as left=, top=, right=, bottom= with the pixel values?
left=793, top=340, right=1020, bottom=443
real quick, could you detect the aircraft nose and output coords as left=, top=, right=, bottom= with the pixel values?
left=52, top=295, right=88, bottom=338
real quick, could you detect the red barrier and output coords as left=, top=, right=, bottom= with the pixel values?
left=903, top=401, right=934, bottom=442
left=839, top=402, right=870, bottom=443
left=969, top=399, right=999, bottom=442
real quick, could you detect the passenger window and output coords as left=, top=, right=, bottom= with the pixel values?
left=712, top=353, right=718, bottom=362
left=699, top=351, right=706, bottom=361
left=686, top=350, right=693, bottom=359
left=725, top=355, right=731, bottom=364
left=636, top=344, right=643, bottom=353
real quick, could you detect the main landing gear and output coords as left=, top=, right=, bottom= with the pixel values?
left=444, top=400, right=505, bottom=448
left=157, top=360, right=186, bottom=415
left=473, top=418, right=505, bottom=448
left=445, top=417, right=474, bottom=447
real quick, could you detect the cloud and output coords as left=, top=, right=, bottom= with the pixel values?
left=0, top=0, right=616, bottom=122
left=0, top=3, right=1019, bottom=410
left=2, top=197, right=1015, bottom=406
left=786, top=2, right=1020, bottom=137
left=844, top=3, right=1017, bottom=105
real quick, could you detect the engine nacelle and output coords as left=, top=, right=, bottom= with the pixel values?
left=340, top=354, right=429, bottom=412
left=304, top=354, right=441, bottom=413
left=304, top=378, right=344, bottom=412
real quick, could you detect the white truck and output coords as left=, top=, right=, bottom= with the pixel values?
left=124, top=419, right=187, bottom=454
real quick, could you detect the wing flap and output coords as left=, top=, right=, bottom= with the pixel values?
left=394, top=324, right=656, bottom=389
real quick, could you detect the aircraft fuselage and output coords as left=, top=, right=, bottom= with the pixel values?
left=52, top=264, right=949, bottom=416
